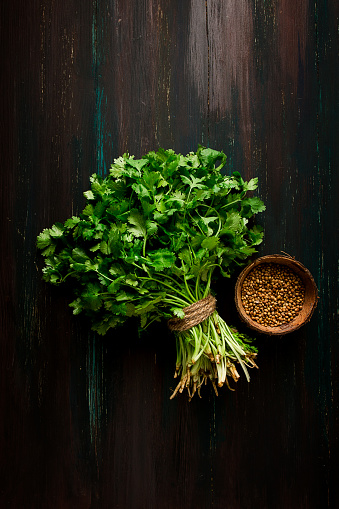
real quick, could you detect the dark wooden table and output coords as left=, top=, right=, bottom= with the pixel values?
left=1, top=1, right=338, bottom=508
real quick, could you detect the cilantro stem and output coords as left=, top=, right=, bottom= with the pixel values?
left=191, top=324, right=211, bottom=363
left=138, top=276, right=194, bottom=303
left=195, top=272, right=202, bottom=301
left=202, top=269, right=213, bottom=298
left=60, top=270, right=77, bottom=282
left=95, top=270, right=115, bottom=283
left=220, top=198, right=241, bottom=209
left=163, top=294, right=191, bottom=307
left=182, top=261, right=195, bottom=301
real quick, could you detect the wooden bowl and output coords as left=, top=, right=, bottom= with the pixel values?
left=234, top=254, right=318, bottom=335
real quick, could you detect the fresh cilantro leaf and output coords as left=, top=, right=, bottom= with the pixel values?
left=171, top=308, right=186, bottom=319
left=49, top=223, right=64, bottom=238
left=220, top=212, right=242, bottom=234
left=197, top=146, right=227, bottom=171
left=127, top=210, right=147, bottom=238
left=89, top=243, right=101, bottom=252
left=82, top=204, right=94, bottom=217
left=64, top=216, right=81, bottom=228
left=244, top=177, right=258, bottom=191
left=72, top=248, right=90, bottom=262
left=37, top=229, right=52, bottom=249
left=247, top=197, right=266, bottom=214
left=241, top=197, right=266, bottom=218
left=127, top=157, right=148, bottom=171
left=145, top=220, right=158, bottom=237
left=81, top=283, right=102, bottom=311
left=248, top=225, right=264, bottom=245
left=83, top=190, right=95, bottom=200
left=41, top=244, right=56, bottom=256
left=93, top=201, right=106, bottom=218
left=69, top=298, right=83, bottom=315
left=132, top=183, right=151, bottom=200
left=201, top=236, right=219, bottom=250
left=147, top=249, right=176, bottom=271
left=180, top=174, right=207, bottom=190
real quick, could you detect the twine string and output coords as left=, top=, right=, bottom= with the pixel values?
left=167, top=294, right=217, bottom=332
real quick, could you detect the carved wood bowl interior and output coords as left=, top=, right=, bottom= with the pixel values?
left=235, top=254, right=318, bottom=335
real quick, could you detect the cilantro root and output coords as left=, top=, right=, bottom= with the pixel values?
left=169, top=313, right=259, bottom=400
left=37, top=146, right=265, bottom=400
left=165, top=289, right=259, bottom=400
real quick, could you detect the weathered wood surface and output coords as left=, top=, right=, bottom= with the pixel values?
left=1, top=1, right=338, bottom=507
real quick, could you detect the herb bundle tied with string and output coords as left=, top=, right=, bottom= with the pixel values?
left=37, top=147, right=265, bottom=400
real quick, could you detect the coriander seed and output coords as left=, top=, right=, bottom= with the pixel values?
left=240, top=263, right=305, bottom=327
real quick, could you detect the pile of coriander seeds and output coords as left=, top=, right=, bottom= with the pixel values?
left=241, top=263, right=305, bottom=327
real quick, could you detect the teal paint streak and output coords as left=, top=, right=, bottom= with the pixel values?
left=86, top=1, right=107, bottom=454
left=92, top=0, right=108, bottom=177
left=95, top=86, right=106, bottom=177
left=86, top=336, right=103, bottom=452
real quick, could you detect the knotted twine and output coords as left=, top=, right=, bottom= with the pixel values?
left=167, top=294, right=217, bottom=332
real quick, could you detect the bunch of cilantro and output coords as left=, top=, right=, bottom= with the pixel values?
left=37, top=146, right=265, bottom=399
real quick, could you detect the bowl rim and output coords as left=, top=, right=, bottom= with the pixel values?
left=234, top=253, right=318, bottom=335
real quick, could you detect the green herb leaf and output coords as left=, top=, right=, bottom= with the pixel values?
left=83, top=190, right=95, bottom=200
left=147, top=249, right=176, bottom=271
left=64, top=216, right=81, bottom=228
left=49, top=223, right=64, bottom=238
left=127, top=210, right=147, bottom=238
left=37, top=229, right=52, bottom=249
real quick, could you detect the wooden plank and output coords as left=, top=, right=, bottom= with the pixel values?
left=207, top=1, right=339, bottom=507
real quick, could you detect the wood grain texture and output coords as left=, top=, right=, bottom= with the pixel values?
left=1, top=1, right=338, bottom=508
